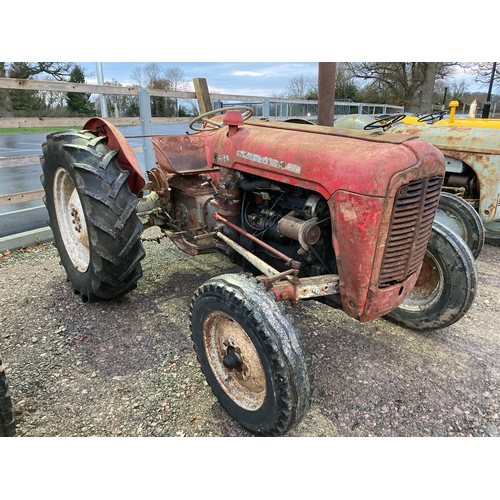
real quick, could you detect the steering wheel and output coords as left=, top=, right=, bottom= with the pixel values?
left=189, top=106, right=254, bottom=131
left=417, top=110, right=447, bottom=123
left=363, top=113, right=406, bottom=131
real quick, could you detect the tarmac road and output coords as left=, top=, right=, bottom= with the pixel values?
left=0, top=124, right=191, bottom=239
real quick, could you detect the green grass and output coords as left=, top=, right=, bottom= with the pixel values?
left=0, top=126, right=81, bottom=135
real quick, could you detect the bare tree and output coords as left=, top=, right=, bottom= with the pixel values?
left=468, top=62, right=499, bottom=87
left=164, top=67, right=187, bottom=116
left=286, top=73, right=317, bottom=99
left=346, top=62, right=456, bottom=112
left=165, top=67, right=187, bottom=91
left=131, top=63, right=166, bottom=87
left=419, top=63, right=444, bottom=111
left=130, top=63, right=188, bottom=117
left=130, top=66, right=145, bottom=87
left=103, top=79, right=128, bottom=117
left=335, top=63, right=359, bottom=101
left=434, top=78, right=470, bottom=107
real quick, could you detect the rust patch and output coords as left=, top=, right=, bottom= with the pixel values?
left=338, top=200, right=358, bottom=222
left=151, top=135, right=213, bottom=175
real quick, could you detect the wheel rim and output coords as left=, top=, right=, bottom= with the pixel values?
left=53, top=167, right=90, bottom=272
left=434, top=209, right=467, bottom=243
left=399, top=253, right=443, bottom=311
left=202, top=311, right=266, bottom=411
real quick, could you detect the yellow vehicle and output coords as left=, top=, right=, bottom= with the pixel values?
left=401, top=101, right=500, bottom=129
left=334, top=112, right=500, bottom=246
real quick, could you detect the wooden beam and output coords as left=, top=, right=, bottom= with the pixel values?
left=0, top=189, right=45, bottom=206
left=0, top=117, right=135, bottom=128
left=0, top=155, right=41, bottom=168
left=193, top=78, right=213, bottom=114
left=0, top=145, right=144, bottom=169
left=317, top=63, right=337, bottom=127
left=0, top=77, right=196, bottom=99
left=0, top=116, right=192, bottom=129
left=0, top=77, right=139, bottom=95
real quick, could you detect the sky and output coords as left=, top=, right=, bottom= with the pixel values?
left=78, top=62, right=320, bottom=96
left=76, top=61, right=491, bottom=98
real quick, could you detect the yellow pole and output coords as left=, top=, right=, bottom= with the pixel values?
left=448, top=100, right=459, bottom=123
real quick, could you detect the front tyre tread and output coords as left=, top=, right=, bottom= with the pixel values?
left=190, top=273, right=311, bottom=436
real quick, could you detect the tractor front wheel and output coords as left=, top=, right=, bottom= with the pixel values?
left=384, top=221, right=477, bottom=331
left=435, top=192, right=485, bottom=258
left=41, top=130, right=145, bottom=302
left=190, top=273, right=311, bottom=436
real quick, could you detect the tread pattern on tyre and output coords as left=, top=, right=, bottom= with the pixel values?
left=190, top=273, right=311, bottom=436
left=0, top=358, right=16, bottom=437
left=40, top=130, right=145, bottom=302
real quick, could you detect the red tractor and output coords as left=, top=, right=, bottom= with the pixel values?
left=40, top=106, right=477, bottom=435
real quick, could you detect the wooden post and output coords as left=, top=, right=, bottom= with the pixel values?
left=317, top=63, right=336, bottom=127
left=193, top=78, right=213, bottom=114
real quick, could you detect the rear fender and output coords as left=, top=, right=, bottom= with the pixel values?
left=83, top=117, right=145, bottom=194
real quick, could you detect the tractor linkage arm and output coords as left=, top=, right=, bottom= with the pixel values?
left=213, top=213, right=339, bottom=306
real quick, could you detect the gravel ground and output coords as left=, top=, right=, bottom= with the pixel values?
left=1, top=228, right=499, bottom=438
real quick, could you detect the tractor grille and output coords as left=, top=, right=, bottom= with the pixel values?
left=378, top=177, right=442, bottom=287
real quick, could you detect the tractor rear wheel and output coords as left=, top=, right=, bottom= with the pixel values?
left=384, top=221, right=477, bottom=331
left=41, top=130, right=145, bottom=302
left=0, top=356, right=16, bottom=437
left=190, top=273, right=311, bottom=436
left=435, top=192, right=484, bottom=258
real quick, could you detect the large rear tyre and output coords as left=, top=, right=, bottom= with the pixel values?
left=384, top=221, right=477, bottom=331
left=435, top=192, right=484, bottom=258
left=190, top=274, right=311, bottom=436
left=41, top=130, right=145, bottom=302
left=0, top=356, right=16, bottom=437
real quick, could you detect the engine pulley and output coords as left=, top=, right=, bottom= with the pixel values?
left=278, top=213, right=320, bottom=250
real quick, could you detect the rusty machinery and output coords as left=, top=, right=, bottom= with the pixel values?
left=40, top=105, right=478, bottom=436
left=336, top=111, right=499, bottom=247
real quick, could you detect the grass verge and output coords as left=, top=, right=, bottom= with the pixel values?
left=0, top=126, right=81, bottom=135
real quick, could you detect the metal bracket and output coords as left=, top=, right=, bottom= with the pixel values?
left=213, top=217, right=339, bottom=306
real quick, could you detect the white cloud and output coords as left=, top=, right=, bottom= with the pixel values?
left=231, top=71, right=266, bottom=77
